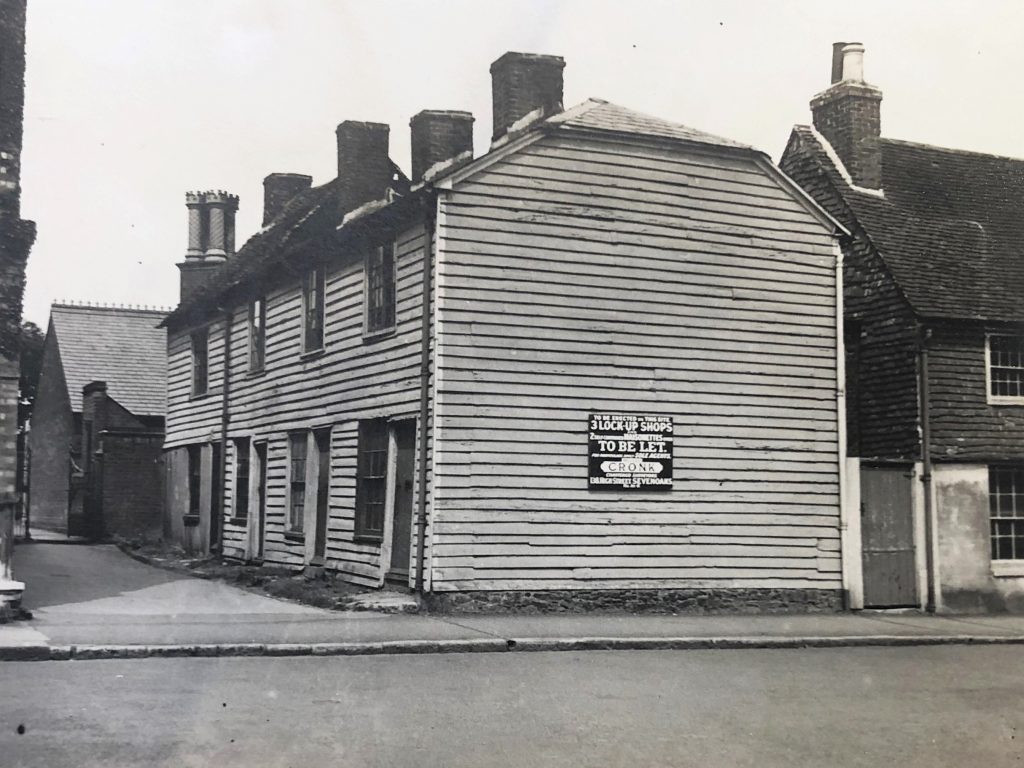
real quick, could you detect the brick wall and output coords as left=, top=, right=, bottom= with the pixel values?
left=810, top=83, right=883, bottom=190
left=97, top=432, right=164, bottom=539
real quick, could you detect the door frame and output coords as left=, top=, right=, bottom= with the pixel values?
left=248, top=438, right=268, bottom=563
left=378, top=417, right=418, bottom=587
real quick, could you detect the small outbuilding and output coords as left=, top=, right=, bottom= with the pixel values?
left=29, top=303, right=166, bottom=539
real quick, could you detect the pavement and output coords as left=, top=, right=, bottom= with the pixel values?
left=5, top=541, right=1024, bottom=661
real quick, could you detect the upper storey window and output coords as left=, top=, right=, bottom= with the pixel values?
left=191, top=328, right=208, bottom=397
left=364, top=243, right=396, bottom=337
left=987, top=334, right=1024, bottom=404
left=302, top=266, right=325, bottom=353
left=249, top=297, right=266, bottom=372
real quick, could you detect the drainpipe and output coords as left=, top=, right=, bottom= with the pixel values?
left=217, top=308, right=232, bottom=555
left=919, top=325, right=936, bottom=613
left=415, top=190, right=436, bottom=593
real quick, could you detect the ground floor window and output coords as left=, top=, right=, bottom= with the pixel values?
left=288, top=433, right=308, bottom=533
left=187, top=445, right=201, bottom=515
left=234, top=438, right=251, bottom=520
left=355, top=419, right=389, bottom=540
left=990, top=465, right=1024, bottom=560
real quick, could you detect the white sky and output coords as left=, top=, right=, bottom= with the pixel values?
left=18, top=0, right=1024, bottom=325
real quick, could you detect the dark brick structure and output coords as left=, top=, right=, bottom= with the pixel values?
left=489, top=51, right=564, bottom=139
left=0, top=0, right=34, bottom=523
left=409, top=110, right=474, bottom=182
left=79, top=382, right=163, bottom=540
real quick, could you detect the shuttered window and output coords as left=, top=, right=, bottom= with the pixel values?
left=988, top=334, right=1024, bottom=401
left=302, top=266, right=326, bottom=352
left=991, top=466, right=1024, bottom=561
left=354, top=419, right=389, bottom=539
left=288, top=433, right=308, bottom=533
left=364, top=243, right=396, bottom=335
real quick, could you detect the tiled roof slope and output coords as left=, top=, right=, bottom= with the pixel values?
left=165, top=101, right=761, bottom=328
left=163, top=162, right=410, bottom=329
left=791, top=125, right=1024, bottom=322
left=553, top=99, right=752, bottom=151
left=50, top=304, right=167, bottom=416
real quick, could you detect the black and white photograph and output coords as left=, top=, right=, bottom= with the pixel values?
left=1, top=1, right=1024, bottom=765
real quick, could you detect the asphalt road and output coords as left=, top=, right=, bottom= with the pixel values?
left=2, top=645, right=1022, bottom=768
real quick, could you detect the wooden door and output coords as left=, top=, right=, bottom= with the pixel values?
left=254, top=442, right=268, bottom=561
left=861, top=465, right=917, bottom=608
left=389, top=422, right=416, bottom=577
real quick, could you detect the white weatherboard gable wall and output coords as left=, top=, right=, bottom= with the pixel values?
left=428, top=130, right=844, bottom=594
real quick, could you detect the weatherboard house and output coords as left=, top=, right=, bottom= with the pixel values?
left=30, top=303, right=167, bottom=539
left=781, top=43, right=1024, bottom=613
left=162, top=52, right=849, bottom=611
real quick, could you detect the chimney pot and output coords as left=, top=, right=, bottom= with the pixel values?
left=410, top=110, right=474, bottom=183
left=490, top=51, right=565, bottom=141
left=841, top=42, right=866, bottom=83
left=262, top=173, right=313, bottom=226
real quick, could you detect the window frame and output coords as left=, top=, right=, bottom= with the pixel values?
left=985, top=332, right=1024, bottom=405
left=248, top=296, right=267, bottom=373
left=301, top=265, right=326, bottom=354
left=287, top=431, right=308, bottom=536
left=363, top=242, right=397, bottom=339
left=354, top=418, right=389, bottom=541
left=987, top=466, right=1019, bottom=573
left=191, top=327, right=209, bottom=398
left=186, top=444, right=202, bottom=523
left=233, top=437, right=251, bottom=522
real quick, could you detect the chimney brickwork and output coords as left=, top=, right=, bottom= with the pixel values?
left=262, top=173, right=312, bottom=226
left=178, top=189, right=238, bottom=303
left=410, top=110, right=474, bottom=182
left=490, top=52, right=565, bottom=141
left=336, top=121, right=392, bottom=212
left=811, top=42, right=883, bottom=189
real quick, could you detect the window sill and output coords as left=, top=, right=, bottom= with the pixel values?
left=362, top=326, right=396, bottom=344
left=189, top=391, right=211, bottom=401
left=182, top=514, right=201, bottom=528
left=299, top=347, right=325, bottom=362
left=283, top=530, right=305, bottom=543
left=988, top=396, right=1024, bottom=406
left=992, top=561, right=1024, bottom=578
left=353, top=533, right=383, bottom=545
left=245, top=368, right=266, bottom=379
left=228, top=516, right=249, bottom=526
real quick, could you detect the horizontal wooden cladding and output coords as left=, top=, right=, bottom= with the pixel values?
left=432, top=132, right=841, bottom=591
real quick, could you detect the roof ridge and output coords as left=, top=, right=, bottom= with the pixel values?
left=52, top=300, right=172, bottom=313
left=881, top=136, right=1024, bottom=164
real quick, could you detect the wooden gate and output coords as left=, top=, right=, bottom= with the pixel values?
left=860, top=465, right=917, bottom=608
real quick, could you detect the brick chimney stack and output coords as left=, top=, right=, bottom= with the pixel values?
left=336, top=121, right=392, bottom=213
left=409, top=110, right=474, bottom=183
left=811, top=42, right=883, bottom=189
left=490, top=52, right=565, bottom=141
left=178, top=190, right=239, bottom=304
left=262, top=173, right=312, bottom=226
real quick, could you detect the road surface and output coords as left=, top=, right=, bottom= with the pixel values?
left=2, top=645, right=1022, bottom=767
